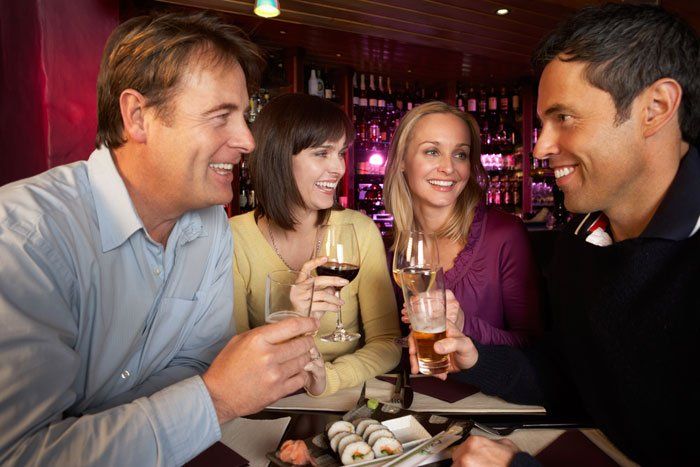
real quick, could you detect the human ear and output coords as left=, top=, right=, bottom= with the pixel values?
left=641, top=78, right=682, bottom=139
left=119, top=89, right=148, bottom=144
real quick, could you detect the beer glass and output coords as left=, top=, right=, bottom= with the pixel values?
left=401, top=267, right=448, bottom=375
left=392, top=230, right=439, bottom=288
left=265, top=270, right=315, bottom=324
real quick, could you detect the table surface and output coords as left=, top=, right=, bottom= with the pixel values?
left=189, top=376, right=637, bottom=467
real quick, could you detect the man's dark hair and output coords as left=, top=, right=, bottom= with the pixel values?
left=96, top=11, right=264, bottom=149
left=250, top=93, right=354, bottom=230
left=532, top=3, right=699, bottom=145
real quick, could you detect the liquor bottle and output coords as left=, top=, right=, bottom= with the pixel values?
left=377, top=76, right=386, bottom=109
left=499, top=86, right=510, bottom=116
left=456, top=87, right=465, bottom=112
left=368, top=74, right=378, bottom=109
left=323, top=68, right=333, bottom=100
left=478, top=87, right=487, bottom=118
left=316, top=69, right=325, bottom=97
left=467, top=87, right=478, bottom=116
left=386, top=77, right=394, bottom=110
left=352, top=72, right=360, bottom=106
left=359, top=74, right=368, bottom=108
left=308, top=69, right=319, bottom=96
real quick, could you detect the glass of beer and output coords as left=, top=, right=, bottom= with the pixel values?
left=265, top=270, right=315, bottom=324
left=401, top=267, right=448, bottom=375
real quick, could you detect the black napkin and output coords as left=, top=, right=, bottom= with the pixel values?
left=535, top=430, right=618, bottom=466
left=185, top=441, right=249, bottom=467
left=378, top=374, right=479, bottom=403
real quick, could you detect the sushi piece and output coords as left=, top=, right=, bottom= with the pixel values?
left=330, top=432, right=354, bottom=453
left=327, top=420, right=354, bottom=440
left=340, top=440, right=375, bottom=465
left=371, top=437, right=403, bottom=458
left=366, top=428, right=394, bottom=447
left=361, top=423, right=387, bottom=441
left=336, top=434, right=362, bottom=457
left=354, top=419, right=379, bottom=437
left=351, top=417, right=371, bottom=429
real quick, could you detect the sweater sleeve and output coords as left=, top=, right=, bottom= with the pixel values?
left=315, top=213, right=402, bottom=396
left=463, top=216, right=542, bottom=347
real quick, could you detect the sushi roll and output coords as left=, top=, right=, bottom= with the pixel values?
left=336, top=434, right=362, bottom=457
left=330, top=432, right=354, bottom=453
left=361, top=423, right=387, bottom=441
left=340, top=440, right=374, bottom=465
left=327, top=420, right=354, bottom=440
left=354, top=419, right=379, bottom=437
left=351, top=417, right=371, bottom=429
left=371, top=437, right=403, bottom=458
left=366, top=428, right=394, bottom=447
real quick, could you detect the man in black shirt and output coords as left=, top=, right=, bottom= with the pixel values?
left=409, top=4, right=699, bottom=466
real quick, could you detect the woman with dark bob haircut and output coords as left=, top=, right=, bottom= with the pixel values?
left=230, top=93, right=401, bottom=397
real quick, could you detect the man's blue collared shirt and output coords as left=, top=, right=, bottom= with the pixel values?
left=0, top=147, right=234, bottom=465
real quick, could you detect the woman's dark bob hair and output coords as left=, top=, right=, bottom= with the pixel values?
left=250, top=93, right=354, bottom=230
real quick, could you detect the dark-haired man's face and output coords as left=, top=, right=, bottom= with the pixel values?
left=533, top=59, right=644, bottom=216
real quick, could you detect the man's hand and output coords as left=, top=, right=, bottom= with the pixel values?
left=202, top=317, right=318, bottom=424
left=300, top=256, right=348, bottom=318
left=408, top=320, right=479, bottom=380
left=451, top=435, right=520, bottom=467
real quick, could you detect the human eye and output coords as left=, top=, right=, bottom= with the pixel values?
left=424, top=148, right=439, bottom=157
left=557, top=114, right=573, bottom=125
left=213, top=112, right=231, bottom=125
left=338, top=149, right=347, bottom=159
left=453, top=151, right=469, bottom=160
left=313, top=150, right=328, bottom=157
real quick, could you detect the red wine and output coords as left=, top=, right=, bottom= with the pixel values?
left=316, top=262, right=359, bottom=282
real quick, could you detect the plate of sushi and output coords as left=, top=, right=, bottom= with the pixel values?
left=268, top=398, right=472, bottom=466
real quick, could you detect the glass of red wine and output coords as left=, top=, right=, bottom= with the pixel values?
left=315, top=223, right=361, bottom=342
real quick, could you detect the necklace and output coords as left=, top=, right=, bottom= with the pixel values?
left=268, top=222, right=295, bottom=270
left=267, top=220, right=319, bottom=271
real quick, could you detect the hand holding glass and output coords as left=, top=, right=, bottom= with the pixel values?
left=265, top=270, right=315, bottom=324
left=314, top=224, right=361, bottom=342
left=401, top=267, right=448, bottom=375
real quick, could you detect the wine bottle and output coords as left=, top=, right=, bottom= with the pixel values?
left=368, top=74, right=378, bottom=109
left=378, top=76, right=386, bottom=109
left=352, top=72, right=360, bottom=106
left=359, top=74, right=368, bottom=108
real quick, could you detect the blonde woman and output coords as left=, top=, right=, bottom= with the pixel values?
left=230, top=94, right=401, bottom=396
left=384, top=101, right=541, bottom=347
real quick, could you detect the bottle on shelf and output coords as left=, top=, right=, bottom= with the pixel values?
left=323, top=68, right=333, bottom=100
left=368, top=74, right=378, bottom=109
left=359, top=74, right=368, bottom=108
left=377, top=76, right=386, bottom=109
left=308, top=69, right=319, bottom=96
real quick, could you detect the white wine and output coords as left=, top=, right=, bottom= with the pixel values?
left=400, top=267, right=436, bottom=294
left=265, top=310, right=304, bottom=324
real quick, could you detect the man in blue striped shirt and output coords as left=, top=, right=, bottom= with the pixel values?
left=0, top=11, right=320, bottom=465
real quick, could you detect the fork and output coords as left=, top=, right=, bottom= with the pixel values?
left=390, top=372, right=404, bottom=405
left=472, top=421, right=517, bottom=437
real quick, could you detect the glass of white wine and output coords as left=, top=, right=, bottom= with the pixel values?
left=392, top=230, right=440, bottom=288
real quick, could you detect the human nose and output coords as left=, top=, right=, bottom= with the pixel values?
left=533, top=124, right=558, bottom=161
left=437, top=154, right=455, bottom=174
left=228, top=119, right=255, bottom=155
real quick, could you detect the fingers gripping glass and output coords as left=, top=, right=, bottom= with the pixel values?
left=265, top=270, right=315, bottom=324
left=314, top=224, right=361, bottom=343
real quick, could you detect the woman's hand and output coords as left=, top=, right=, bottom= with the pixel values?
left=445, top=289, right=465, bottom=332
left=299, top=257, right=349, bottom=319
left=400, top=289, right=465, bottom=333
left=407, top=320, right=478, bottom=380
left=303, top=347, right=327, bottom=396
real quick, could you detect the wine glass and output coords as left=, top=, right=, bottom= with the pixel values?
left=314, top=224, right=361, bottom=342
left=392, top=230, right=440, bottom=288
left=392, top=230, right=439, bottom=347
left=265, top=270, right=315, bottom=324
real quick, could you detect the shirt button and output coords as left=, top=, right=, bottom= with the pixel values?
left=153, top=267, right=161, bottom=276
left=120, top=370, right=131, bottom=379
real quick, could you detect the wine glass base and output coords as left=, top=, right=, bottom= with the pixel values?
left=320, top=329, right=361, bottom=343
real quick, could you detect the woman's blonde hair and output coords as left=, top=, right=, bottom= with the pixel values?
left=383, top=101, right=486, bottom=247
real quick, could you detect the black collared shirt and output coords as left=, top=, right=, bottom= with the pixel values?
left=571, top=145, right=700, bottom=244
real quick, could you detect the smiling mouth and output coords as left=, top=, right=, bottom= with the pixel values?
left=554, top=166, right=575, bottom=179
left=315, top=181, right=338, bottom=190
left=209, top=162, right=234, bottom=176
left=428, top=179, right=456, bottom=187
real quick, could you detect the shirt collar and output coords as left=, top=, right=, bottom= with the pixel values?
left=87, top=147, right=143, bottom=252
left=642, top=145, right=700, bottom=240
left=573, top=146, right=700, bottom=245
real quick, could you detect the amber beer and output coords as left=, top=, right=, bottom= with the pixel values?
left=413, top=325, right=448, bottom=375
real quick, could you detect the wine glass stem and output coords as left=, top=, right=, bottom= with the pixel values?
left=335, top=288, right=344, bottom=331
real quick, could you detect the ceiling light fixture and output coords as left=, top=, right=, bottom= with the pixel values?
left=254, top=0, right=280, bottom=18
left=496, top=8, right=510, bottom=16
